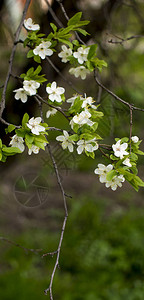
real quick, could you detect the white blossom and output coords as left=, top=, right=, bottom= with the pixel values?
left=58, top=45, right=72, bottom=63
left=46, top=81, right=65, bottom=103
left=112, top=140, right=129, bottom=159
left=23, top=80, right=40, bottom=96
left=13, top=88, right=29, bottom=103
left=24, top=18, right=40, bottom=31
left=46, top=108, right=57, bottom=118
left=26, top=117, right=46, bottom=135
left=77, top=138, right=99, bottom=154
left=82, top=96, right=97, bottom=109
left=72, top=110, right=94, bottom=127
left=73, top=47, right=89, bottom=64
left=66, top=95, right=79, bottom=106
left=123, top=158, right=132, bottom=167
left=56, top=130, right=75, bottom=152
left=9, top=134, right=25, bottom=152
left=105, top=175, right=125, bottom=191
left=131, top=136, right=139, bottom=143
left=33, top=41, right=53, bottom=59
left=28, top=145, right=40, bottom=155
left=69, top=66, right=90, bottom=80
left=94, top=164, right=113, bottom=183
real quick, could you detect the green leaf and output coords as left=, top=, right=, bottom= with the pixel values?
left=2, top=146, right=22, bottom=154
left=87, top=44, right=97, bottom=60
left=15, top=128, right=25, bottom=138
left=34, top=55, right=41, bottom=63
left=76, top=28, right=89, bottom=36
left=22, top=113, right=29, bottom=127
left=5, top=124, right=16, bottom=134
left=27, top=67, right=34, bottom=76
left=34, top=65, right=42, bottom=75
left=57, top=38, right=72, bottom=48
left=50, top=23, right=57, bottom=33
left=135, top=149, right=144, bottom=155
left=68, top=12, right=82, bottom=26
left=0, top=139, right=2, bottom=148
left=27, top=49, right=34, bottom=58
left=68, top=134, right=79, bottom=142
left=0, top=150, right=2, bottom=160
left=106, top=170, right=117, bottom=181
left=25, top=133, right=34, bottom=144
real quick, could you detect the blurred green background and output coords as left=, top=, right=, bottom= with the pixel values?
left=1, top=0, right=144, bottom=299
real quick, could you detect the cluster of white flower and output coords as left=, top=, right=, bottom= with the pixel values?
left=46, top=108, right=57, bottom=118
left=67, top=94, right=97, bottom=110
left=112, top=139, right=129, bottom=159
left=56, top=130, right=99, bottom=155
left=24, top=18, right=40, bottom=31
left=94, top=164, right=125, bottom=191
left=14, top=80, right=40, bottom=103
left=26, top=117, right=46, bottom=135
left=70, top=109, right=94, bottom=129
left=33, top=41, right=53, bottom=59
left=77, top=138, right=98, bottom=154
left=58, top=45, right=90, bottom=80
left=56, top=130, right=75, bottom=152
left=46, top=81, right=65, bottom=103
left=69, top=66, right=90, bottom=80
left=58, top=45, right=72, bottom=63
left=9, top=135, right=25, bottom=152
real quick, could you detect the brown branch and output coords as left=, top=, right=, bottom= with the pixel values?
left=129, top=105, right=133, bottom=154
left=108, top=34, right=144, bottom=45
left=94, top=70, right=144, bottom=112
left=45, top=0, right=64, bottom=28
left=0, top=236, right=42, bottom=255
left=0, top=0, right=31, bottom=118
left=44, top=143, right=68, bottom=299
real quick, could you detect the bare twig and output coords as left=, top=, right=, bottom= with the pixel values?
left=0, top=236, right=42, bottom=254
left=44, top=144, right=68, bottom=299
left=45, top=57, right=83, bottom=95
left=0, top=0, right=31, bottom=118
left=94, top=70, right=144, bottom=112
left=129, top=105, right=133, bottom=154
left=45, top=0, right=64, bottom=28
left=108, top=34, right=144, bottom=45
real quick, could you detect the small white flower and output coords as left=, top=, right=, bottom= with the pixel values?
left=46, top=81, right=65, bottom=103
left=56, top=130, right=75, bottom=152
left=94, top=164, right=113, bottom=183
left=105, top=175, right=125, bottom=191
left=66, top=95, right=79, bottom=106
left=26, top=117, right=46, bottom=135
left=58, top=45, right=72, bottom=63
left=33, top=41, right=53, bottom=59
left=24, top=18, right=40, bottom=31
left=46, top=108, right=57, bottom=118
left=69, top=66, right=90, bottom=80
left=72, top=110, right=94, bottom=127
left=131, top=136, right=139, bottom=143
left=112, top=140, right=129, bottom=159
left=73, top=47, right=89, bottom=64
left=82, top=96, right=97, bottom=109
left=77, top=138, right=99, bottom=154
left=123, top=158, right=132, bottom=167
left=9, top=134, right=25, bottom=152
left=13, top=88, right=29, bottom=103
left=23, top=80, right=40, bottom=96
left=28, top=145, right=40, bottom=155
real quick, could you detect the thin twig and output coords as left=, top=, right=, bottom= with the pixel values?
left=129, top=105, right=133, bottom=154
left=0, top=237, right=42, bottom=254
left=94, top=70, right=144, bottom=112
left=108, top=34, right=144, bottom=45
left=0, top=0, right=31, bottom=118
left=56, top=0, right=86, bottom=45
left=45, top=0, right=64, bottom=28
left=45, top=57, right=83, bottom=95
left=44, top=144, right=68, bottom=299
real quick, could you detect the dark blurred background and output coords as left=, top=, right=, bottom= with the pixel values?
left=1, top=0, right=144, bottom=299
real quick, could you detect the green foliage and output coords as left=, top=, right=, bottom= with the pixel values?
left=20, top=66, right=47, bottom=83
